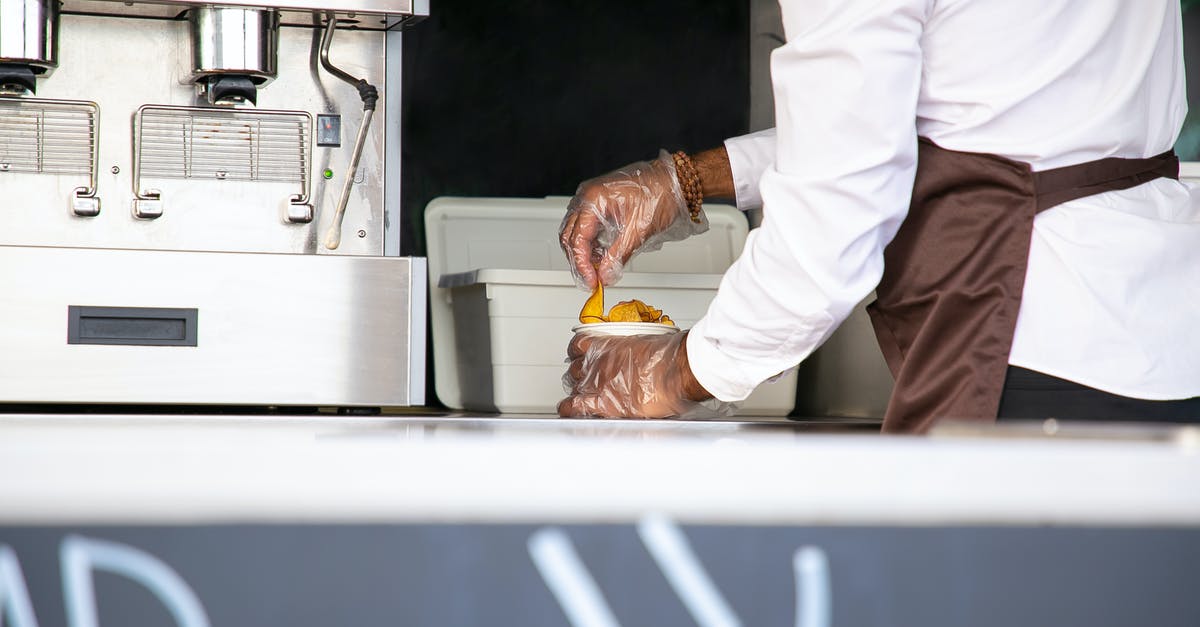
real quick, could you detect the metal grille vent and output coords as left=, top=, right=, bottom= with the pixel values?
left=0, top=97, right=98, bottom=178
left=135, top=105, right=311, bottom=187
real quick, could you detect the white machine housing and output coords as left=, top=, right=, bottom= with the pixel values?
left=0, top=0, right=428, bottom=407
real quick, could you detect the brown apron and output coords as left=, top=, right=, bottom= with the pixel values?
left=866, top=138, right=1179, bottom=433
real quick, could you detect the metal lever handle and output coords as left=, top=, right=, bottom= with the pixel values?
left=319, top=13, right=378, bottom=250
left=324, top=107, right=373, bottom=249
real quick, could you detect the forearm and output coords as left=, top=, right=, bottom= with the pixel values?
left=677, top=331, right=715, bottom=402
left=711, top=129, right=780, bottom=211
left=690, top=146, right=736, bottom=201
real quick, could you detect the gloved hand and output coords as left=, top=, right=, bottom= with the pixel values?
left=558, top=331, right=731, bottom=419
left=559, top=150, right=708, bottom=289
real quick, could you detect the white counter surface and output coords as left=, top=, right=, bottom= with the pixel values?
left=1, top=414, right=1197, bottom=526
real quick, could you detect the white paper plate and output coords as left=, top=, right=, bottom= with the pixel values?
left=571, top=322, right=681, bottom=337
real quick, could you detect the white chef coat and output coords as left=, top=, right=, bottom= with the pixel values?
left=687, top=0, right=1200, bottom=403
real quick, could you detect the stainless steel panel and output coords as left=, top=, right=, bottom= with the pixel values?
left=106, top=0, right=416, bottom=17
left=0, top=14, right=386, bottom=256
left=60, top=0, right=424, bottom=30
left=189, top=7, right=278, bottom=86
left=383, top=27, right=401, bottom=256
left=0, top=245, right=426, bottom=406
left=0, top=0, right=58, bottom=73
left=407, top=256, right=426, bottom=403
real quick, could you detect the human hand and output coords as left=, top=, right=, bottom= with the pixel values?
left=558, top=331, right=720, bottom=419
left=559, top=151, right=707, bottom=289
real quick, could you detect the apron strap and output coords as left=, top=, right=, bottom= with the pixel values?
left=1034, top=150, right=1179, bottom=212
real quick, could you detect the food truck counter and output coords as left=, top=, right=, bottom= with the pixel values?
left=1, top=414, right=1197, bottom=626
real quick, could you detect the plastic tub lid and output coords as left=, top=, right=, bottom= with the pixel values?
left=438, top=269, right=723, bottom=290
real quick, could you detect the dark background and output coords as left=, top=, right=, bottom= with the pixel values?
left=399, top=1, right=751, bottom=408
left=1178, top=5, right=1200, bottom=160
left=400, top=0, right=751, bottom=256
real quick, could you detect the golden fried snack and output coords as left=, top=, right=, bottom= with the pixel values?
left=578, top=288, right=676, bottom=326
left=579, top=282, right=607, bottom=324
left=606, top=300, right=646, bottom=322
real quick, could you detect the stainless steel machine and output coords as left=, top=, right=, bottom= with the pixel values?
left=0, top=0, right=428, bottom=407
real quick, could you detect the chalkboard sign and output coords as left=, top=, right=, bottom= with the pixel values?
left=2, top=520, right=1198, bottom=626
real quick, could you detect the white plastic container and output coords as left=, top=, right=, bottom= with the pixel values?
left=426, top=196, right=798, bottom=416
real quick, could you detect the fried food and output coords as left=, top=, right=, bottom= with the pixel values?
left=579, top=281, right=606, bottom=324
left=578, top=284, right=675, bottom=326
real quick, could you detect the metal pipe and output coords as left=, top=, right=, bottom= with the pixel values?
left=325, top=107, right=372, bottom=249
left=318, top=15, right=358, bottom=86
left=318, top=13, right=377, bottom=250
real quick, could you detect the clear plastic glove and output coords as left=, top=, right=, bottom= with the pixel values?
left=558, top=331, right=733, bottom=419
left=559, top=150, right=709, bottom=289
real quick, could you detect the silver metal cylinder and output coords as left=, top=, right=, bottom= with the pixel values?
left=0, top=0, right=59, bottom=75
left=189, top=7, right=278, bottom=86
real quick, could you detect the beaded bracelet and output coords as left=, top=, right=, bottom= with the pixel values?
left=671, top=150, right=705, bottom=224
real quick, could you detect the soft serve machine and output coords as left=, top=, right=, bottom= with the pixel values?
left=0, top=0, right=428, bottom=408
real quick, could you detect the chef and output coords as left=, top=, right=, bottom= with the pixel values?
left=558, top=0, right=1200, bottom=431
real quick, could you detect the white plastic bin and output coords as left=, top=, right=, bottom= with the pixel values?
left=426, top=196, right=797, bottom=415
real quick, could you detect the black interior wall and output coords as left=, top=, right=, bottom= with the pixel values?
left=1179, top=7, right=1200, bottom=160
left=400, top=1, right=751, bottom=256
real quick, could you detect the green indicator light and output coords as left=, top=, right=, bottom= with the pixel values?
left=323, top=168, right=334, bottom=179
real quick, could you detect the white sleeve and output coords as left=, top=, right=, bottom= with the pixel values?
left=723, top=128, right=777, bottom=211
left=688, top=0, right=929, bottom=401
